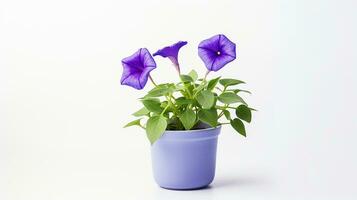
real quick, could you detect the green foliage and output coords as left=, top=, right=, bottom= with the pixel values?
left=196, top=90, right=215, bottom=109
left=219, top=78, right=245, bottom=87
left=132, top=107, right=150, bottom=117
left=124, top=118, right=142, bottom=128
left=142, top=98, right=163, bottom=113
left=145, top=84, right=175, bottom=97
left=218, top=92, right=246, bottom=104
left=188, top=70, right=198, bottom=81
left=207, top=76, right=220, bottom=90
left=175, top=97, right=194, bottom=106
left=230, top=118, right=246, bottom=137
left=180, top=75, right=194, bottom=83
left=231, top=89, right=251, bottom=94
left=223, top=110, right=231, bottom=120
left=179, top=109, right=196, bottom=130
left=198, top=109, right=218, bottom=127
left=236, top=105, right=252, bottom=123
left=146, top=116, right=167, bottom=144
left=124, top=72, right=255, bottom=144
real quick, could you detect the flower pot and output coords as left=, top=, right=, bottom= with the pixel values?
left=151, top=126, right=221, bottom=190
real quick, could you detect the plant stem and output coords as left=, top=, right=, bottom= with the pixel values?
left=149, top=75, right=157, bottom=87
left=165, top=94, right=178, bottom=116
left=161, top=104, right=170, bottom=116
left=216, top=105, right=236, bottom=110
left=138, top=124, right=146, bottom=130
left=204, top=70, right=210, bottom=81
left=215, top=87, right=223, bottom=92
left=222, top=86, right=227, bottom=93
left=218, top=110, right=224, bottom=118
left=218, top=104, right=228, bottom=118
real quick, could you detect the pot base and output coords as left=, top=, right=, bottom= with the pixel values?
left=159, top=184, right=211, bottom=190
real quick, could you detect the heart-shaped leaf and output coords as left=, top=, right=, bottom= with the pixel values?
left=223, top=110, right=231, bottom=120
left=179, top=109, right=196, bottom=130
left=145, top=84, right=175, bottom=97
left=146, top=116, right=167, bottom=144
left=219, top=78, right=245, bottom=87
left=207, top=77, right=221, bottom=91
left=230, top=118, right=246, bottom=137
left=236, top=104, right=252, bottom=123
left=188, top=70, right=198, bottom=82
left=196, top=90, right=215, bottom=109
left=124, top=118, right=142, bottom=128
left=175, top=97, right=194, bottom=106
left=180, top=75, right=194, bottom=83
left=132, top=107, right=150, bottom=117
left=218, top=92, right=247, bottom=105
left=142, top=98, right=163, bottom=113
left=198, top=109, right=218, bottom=127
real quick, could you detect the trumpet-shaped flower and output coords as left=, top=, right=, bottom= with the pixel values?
left=121, top=48, right=156, bottom=90
left=153, top=41, right=187, bottom=73
left=198, top=34, right=236, bottom=72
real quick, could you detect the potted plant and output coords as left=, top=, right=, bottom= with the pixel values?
left=121, top=34, right=254, bottom=190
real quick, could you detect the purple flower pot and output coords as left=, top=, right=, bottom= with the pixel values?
left=151, top=126, right=221, bottom=190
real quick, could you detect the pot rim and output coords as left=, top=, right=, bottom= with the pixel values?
left=158, top=126, right=221, bottom=141
left=164, top=125, right=222, bottom=134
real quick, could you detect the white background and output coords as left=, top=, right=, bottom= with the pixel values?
left=1, top=0, right=357, bottom=199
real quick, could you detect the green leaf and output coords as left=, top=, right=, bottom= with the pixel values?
left=160, top=101, right=169, bottom=110
left=219, top=78, right=245, bottom=87
left=198, top=109, right=218, bottom=127
left=223, top=110, right=231, bottom=120
left=188, top=70, right=198, bottom=82
left=146, top=84, right=174, bottom=97
left=175, top=97, right=194, bottom=106
left=236, top=104, right=252, bottom=123
left=232, top=89, right=251, bottom=94
left=142, top=98, right=163, bottom=113
left=230, top=118, right=246, bottom=137
left=218, top=92, right=247, bottom=105
left=196, top=90, right=215, bottom=109
left=132, top=107, right=150, bottom=117
left=146, top=116, right=167, bottom=144
left=124, top=118, right=142, bottom=128
left=180, top=75, right=194, bottom=83
left=207, top=77, right=221, bottom=91
left=167, top=116, right=183, bottom=130
left=193, top=82, right=207, bottom=95
left=179, top=109, right=196, bottom=130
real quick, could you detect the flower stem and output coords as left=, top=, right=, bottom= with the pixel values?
left=218, top=104, right=228, bottom=118
left=149, top=75, right=157, bottom=87
left=138, top=124, right=146, bottom=130
left=204, top=70, right=210, bottom=81
left=161, top=104, right=170, bottom=116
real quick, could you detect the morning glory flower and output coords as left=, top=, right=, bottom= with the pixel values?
left=198, top=34, right=236, bottom=72
left=121, top=48, right=156, bottom=90
left=153, top=41, right=188, bottom=74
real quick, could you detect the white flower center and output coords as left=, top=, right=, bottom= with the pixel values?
left=217, top=51, right=221, bottom=55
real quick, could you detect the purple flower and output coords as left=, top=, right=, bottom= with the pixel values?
left=121, top=48, right=156, bottom=90
left=153, top=41, right=187, bottom=73
left=198, top=34, right=236, bottom=72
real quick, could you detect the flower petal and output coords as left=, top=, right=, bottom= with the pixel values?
left=120, top=48, right=156, bottom=90
left=198, top=34, right=236, bottom=71
left=153, top=41, right=187, bottom=72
